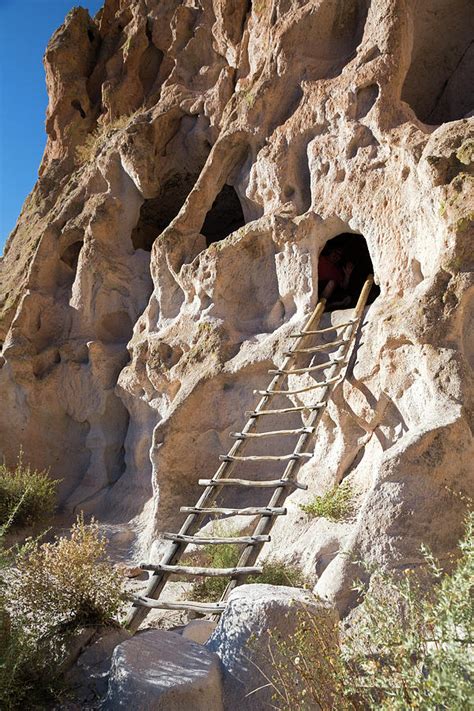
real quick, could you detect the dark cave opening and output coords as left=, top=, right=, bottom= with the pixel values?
left=60, top=240, right=84, bottom=271
left=131, top=174, right=199, bottom=251
left=318, top=233, right=379, bottom=310
left=71, top=100, right=86, bottom=119
left=201, top=185, right=246, bottom=247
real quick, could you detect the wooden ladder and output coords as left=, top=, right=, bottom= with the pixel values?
left=126, top=276, right=374, bottom=632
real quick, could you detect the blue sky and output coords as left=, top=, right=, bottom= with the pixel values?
left=0, top=0, right=103, bottom=254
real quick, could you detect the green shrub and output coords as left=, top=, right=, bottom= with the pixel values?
left=248, top=560, right=308, bottom=588
left=0, top=452, right=58, bottom=528
left=300, top=483, right=353, bottom=522
left=185, top=532, right=308, bottom=602
left=344, top=511, right=474, bottom=709
left=0, top=514, right=126, bottom=709
left=254, top=512, right=474, bottom=710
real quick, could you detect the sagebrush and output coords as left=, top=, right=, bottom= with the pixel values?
left=343, top=510, right=474, bottom=709
left=256, top=511, right=474, bottom=710
left=0, top=514, right=126, bottom=709
left=10, top=512, right=126, bottom=630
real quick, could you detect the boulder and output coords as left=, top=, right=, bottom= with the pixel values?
left=207, top=584, right=338, bottom=710
left=68, top=627, right=131, bottom=705
left=103, top=629, right=223, bottom=710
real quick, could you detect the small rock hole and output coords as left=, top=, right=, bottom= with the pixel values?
left=131, top=174, right=199, bottom=251
left=60, top=240, right=84, bottom=270
left=201, top=185, right=245, bottom=247
left=71, top=100, right=86, bottom=119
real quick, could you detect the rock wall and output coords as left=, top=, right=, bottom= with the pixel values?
left=0, top=0, right=473, bottom=608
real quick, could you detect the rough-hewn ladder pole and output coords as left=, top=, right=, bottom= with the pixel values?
left=218, top=275, right=374, bottom=604
left=125, top=296, right=327, bottom=633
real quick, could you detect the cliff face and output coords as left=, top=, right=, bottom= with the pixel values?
left=0, top=0, right=473, bottom=608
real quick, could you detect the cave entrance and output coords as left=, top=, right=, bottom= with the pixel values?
left=318, top=233, right=379, bottom=310
left=131, top=173, right=199, bottom=251
left=201, top=184, right=245, bottom=247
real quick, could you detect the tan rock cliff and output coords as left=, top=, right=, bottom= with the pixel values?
left=0, top=0, right=473, bottom=612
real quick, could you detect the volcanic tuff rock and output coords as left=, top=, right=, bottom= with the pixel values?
left=0, top=0, right=473, bottom=613
left=104, top=629, right=224, bottom=709
left=207, top=584, right=338, bottom=710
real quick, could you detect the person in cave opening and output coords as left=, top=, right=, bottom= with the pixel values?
left=318, top=244, right=354, bottom=308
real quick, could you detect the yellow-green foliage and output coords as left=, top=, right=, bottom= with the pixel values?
left=456, top=213, right=474, bottom=233
left=456, top=139, right=474, bottom=166
left=255, top=512, right=474, bottom=710
left=254, top=604, right=350, bottom=711
left=75, top=110, right=141, bottom=164
left=300, top=483, right=353, bottom=522
left=10, top=513, right=126, bottom=629
left=188, top=540, right=240, bottom=602
left=0, top=452, right=58, bottom=528
left=248, top=560, right=308, bottom=588
left=0, top=515, right=126, bottom=709
left=185, top=530, right=308, bottom=602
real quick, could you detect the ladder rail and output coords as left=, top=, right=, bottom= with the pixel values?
left=126, top=277, right=374, bottom=628
left=218, top=276, right=374, bottom=605
left=125, top=298, right=327, bottom=632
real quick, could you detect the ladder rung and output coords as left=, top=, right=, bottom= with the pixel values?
left=180, top=506, right=287, bottom=516
left=220, top=453, right=312, bottom=462
left=284, top=338, right=346, bottom=355
left=141, top=563, right=262, bottom=577
left=230, top=427, right=314, bottom=439
left=289, top=320, right=356, bottom=337
left=245, top=404, right=325, bottom=416
left=269, top=359, right=344, bottom=375
left=124, top=284, right=374, bottom=634
left=163, top=533, right=271, bottom=544
left=198, top=478, right=308, bottom=490
left=133, top=596, right=227, bottom=613
left=256, top=376, right=340, bottom=396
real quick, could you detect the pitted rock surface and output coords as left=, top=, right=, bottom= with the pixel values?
left=0, top=0, right=472, bottom=609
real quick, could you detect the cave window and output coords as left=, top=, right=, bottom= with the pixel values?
left=87, top=29, right=95, bottom=43
left=318, top=233, right=379, bottom=310
left=60, top=240, right=84, bottom=271
left=201, top=185, right=245, bottom=247
left=71, top=100, right=86, bottom=119
left=131, top=174, right=199, bottom=251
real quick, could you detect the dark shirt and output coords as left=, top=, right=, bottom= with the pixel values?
left=318, top=255, right=344, bottom=286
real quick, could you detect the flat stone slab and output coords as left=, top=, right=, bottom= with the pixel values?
left=103, top=629, right=223, bottom=710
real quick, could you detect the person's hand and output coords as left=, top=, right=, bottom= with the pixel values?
left=343, top=262, right=354, bottom=278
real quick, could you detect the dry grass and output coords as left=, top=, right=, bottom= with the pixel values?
left=75, top=110, right=142, bottom=164
left=0, top=514, right=126, bottom=708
